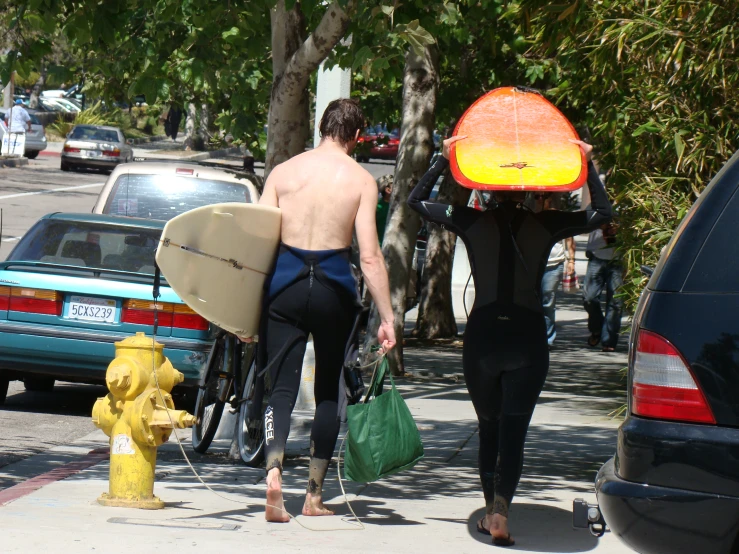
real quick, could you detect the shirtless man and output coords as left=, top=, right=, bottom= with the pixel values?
left=257, top=99, right=396, bottom=522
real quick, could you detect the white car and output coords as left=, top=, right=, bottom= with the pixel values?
left=92, top=162, right=261, bottom=221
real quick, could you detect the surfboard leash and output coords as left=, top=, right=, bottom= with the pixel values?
left=159, top=238, right=270, bottom=276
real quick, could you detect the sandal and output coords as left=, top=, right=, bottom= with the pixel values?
left=602, top=346, right=615, bottom=352
left=587, top=334, right=601, bottom=347
left=477, top=517, right=491, bottom=536
left=493, top=534, right=516, bottom=547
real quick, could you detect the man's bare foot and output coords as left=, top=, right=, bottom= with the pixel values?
left=302, top=492, right=334, bottom=516
left=491, top=513, right=514, bottom=545
left=265, top=468, right=290, bottom=523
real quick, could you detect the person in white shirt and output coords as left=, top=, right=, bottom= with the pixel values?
left=4, top=99, right=32, bottom=134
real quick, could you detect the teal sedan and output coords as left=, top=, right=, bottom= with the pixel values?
left=0, top=213, right=214, bottom=404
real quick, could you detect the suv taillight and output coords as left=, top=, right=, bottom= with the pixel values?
left=632, top=330, right=715, bottom=424
left=8, top=287, right=63, bottom=316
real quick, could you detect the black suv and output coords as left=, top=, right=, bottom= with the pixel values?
left=595, top=151, right=739, bottom=553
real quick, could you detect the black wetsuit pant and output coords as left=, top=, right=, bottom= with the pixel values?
left=262, top=276, right=356, bottom=495
left=463, top=303, right=549, bottom=517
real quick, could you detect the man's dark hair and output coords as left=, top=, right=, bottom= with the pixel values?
left=319, top=99, right=364, bottom=145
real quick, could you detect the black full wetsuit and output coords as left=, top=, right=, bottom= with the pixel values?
left=408, top=157, right=611, bottom=517
left=260, top=243, right=359, bottom=495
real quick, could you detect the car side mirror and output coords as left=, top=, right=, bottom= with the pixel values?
left=126, top=139, right=134, bottom=145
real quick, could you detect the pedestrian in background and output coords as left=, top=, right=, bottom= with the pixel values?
left=583, top=218, right=623, bottom=352
left=164, top=105, right=183, bottom=141
left=376, top=176, right=392, bottom=245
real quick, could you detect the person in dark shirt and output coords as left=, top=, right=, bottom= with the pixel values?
left=408, top=136, right=612, bottom=546
left=376, top=178, right=392, bottom=244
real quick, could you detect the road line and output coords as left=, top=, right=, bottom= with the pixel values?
left=0, top=448, right=109, bottom=507
left=1, top=236, right=20, bottom=242
left=0, top=182, right=104, bottom=200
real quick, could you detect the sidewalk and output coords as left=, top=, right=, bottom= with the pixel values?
left=0, top=294, right=629, bottom=553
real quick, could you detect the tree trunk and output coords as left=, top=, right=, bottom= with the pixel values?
left=413, top=172, right=468, bottom=338
left=184, top=102, right=197, bottom=150
left=29, top=66, right=46, bottom=109
left=363, top=46, right=440, bottom=375
left=199, top=103, right=210, bottom=141
left=264, top=0, right=351, bottom=176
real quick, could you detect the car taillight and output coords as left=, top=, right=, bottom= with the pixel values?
left=632, top=329, right=715, bottom=424
left=0, top=285, right=9, bottom=310
left=102, top=148, right=120, bottom=157
left=121, top=299, right=173, bottom=327
left=9, top=288, right=62, bottom=316
left=172, top=304, right=209, bottom=331
left=63, top=146, right=81, bottom=153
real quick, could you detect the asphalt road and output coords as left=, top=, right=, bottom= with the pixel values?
left=0, top=150, right=394, bottom=489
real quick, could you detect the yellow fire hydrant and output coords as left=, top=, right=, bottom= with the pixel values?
left=92, top=332, right=197, bottom=509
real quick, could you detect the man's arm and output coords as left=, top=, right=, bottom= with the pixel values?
left=565, top=237, right=576, bottom=276
left=259, top=169, right=279, bottom=207
left=355, top=173, right=396, bottom=352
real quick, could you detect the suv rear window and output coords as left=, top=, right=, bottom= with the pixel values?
left=9, top=220, right=161, bottom=274
left=684, top=188, right=739, bottom=292
left=105, top=174, right=251, bottom=221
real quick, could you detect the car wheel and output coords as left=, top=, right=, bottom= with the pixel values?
left=26, top=151, right=39, bottom=159
left=0, top=377, right=8, bottom=404
left=24, top=376, right=55, bottom=392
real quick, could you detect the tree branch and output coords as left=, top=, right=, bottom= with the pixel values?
left=280, top=1, right=352, bottom=94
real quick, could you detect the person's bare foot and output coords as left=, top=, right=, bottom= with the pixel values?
left=302, top=492, right=334, bottom=516
left=491, top=513, right=514, bottom=546
left=265, top=468, right=290, bottom=523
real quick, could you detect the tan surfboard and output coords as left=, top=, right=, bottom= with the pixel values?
left=156, top=203, right=281, bottom=338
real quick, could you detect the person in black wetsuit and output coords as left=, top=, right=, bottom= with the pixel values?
left=408, top=136, right=612, bottom=546
left=255, top=99, right=397, bottom=522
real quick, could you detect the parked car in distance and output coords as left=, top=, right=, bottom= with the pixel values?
left=61, top=125, right=134, bottom=172
left=594, top=149, right=739, bottom=554
left=355, top=126, right=400, bottom=162
left=92, top=162, right=260, bottom=221
left=0, top=108, right=47, bottom=158
left=0, top=213, right=214, bottom=405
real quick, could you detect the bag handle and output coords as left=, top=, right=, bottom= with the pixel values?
left=363, top=355, right=390, bottom=403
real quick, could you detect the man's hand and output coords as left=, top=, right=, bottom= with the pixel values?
left=442, top=135, right=468, bottom=160
left=569, top=139, right=593, bottom=162
left=378, top=321, right=397, bottom=354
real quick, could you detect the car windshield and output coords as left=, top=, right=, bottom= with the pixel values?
left=104, top=173, right=251, bottom=221
left=70, top=127, right=119, bottom=142
left=8, top=220, right=161, bottom=275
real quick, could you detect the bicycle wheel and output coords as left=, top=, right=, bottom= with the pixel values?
left=238, top=351, right=266, bottom=467
left=191, top=335, right=231, bottom=453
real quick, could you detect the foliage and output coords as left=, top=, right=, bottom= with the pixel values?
left=47, top=102, right=108, bottom=137
left=519, top=0, right=739, bottom=311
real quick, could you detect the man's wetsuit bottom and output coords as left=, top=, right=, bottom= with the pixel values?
left=463, top=303, right=549, bottom=517
left=262, top=276, right=356, bottom=496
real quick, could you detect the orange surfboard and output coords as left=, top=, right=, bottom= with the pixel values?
left=450, top=87, right=587, bottom=191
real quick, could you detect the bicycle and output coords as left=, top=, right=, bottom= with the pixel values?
left=191, top=331, right=267, bottom=467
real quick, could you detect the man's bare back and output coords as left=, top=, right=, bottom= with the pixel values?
left=259, top=143, right=375, bottom=250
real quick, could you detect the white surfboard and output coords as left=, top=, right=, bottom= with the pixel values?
left=156, top=203, right=281, bottom=338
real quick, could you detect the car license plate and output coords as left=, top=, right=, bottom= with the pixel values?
left=86, top=150, right=101, bottom=158
left=67, top=296, right=116, bottom=323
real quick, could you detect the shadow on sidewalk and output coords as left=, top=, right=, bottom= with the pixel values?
left=465, top=505, right=601, bottom=552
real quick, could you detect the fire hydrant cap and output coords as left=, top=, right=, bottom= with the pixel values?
left=115, top=332, right=163, bottom=352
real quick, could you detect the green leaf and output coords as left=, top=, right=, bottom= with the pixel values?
left=674, top=132, right=685, bottom=165
left=557, top=2, right=578, bottom=21
left=352, top=46, right=373, bottom=71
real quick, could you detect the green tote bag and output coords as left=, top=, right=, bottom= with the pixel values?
left=344, top=356, right=424, bottom=483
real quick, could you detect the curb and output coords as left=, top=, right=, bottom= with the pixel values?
left=0, top=156, right=28, bottom=168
